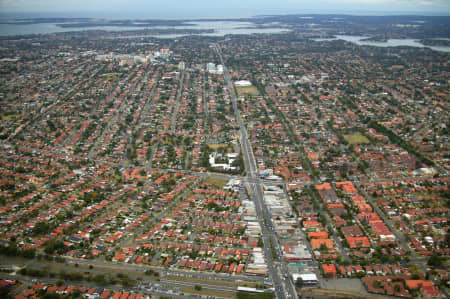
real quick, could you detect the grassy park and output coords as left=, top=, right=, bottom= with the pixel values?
left=344, top=132, right=370, bottom=145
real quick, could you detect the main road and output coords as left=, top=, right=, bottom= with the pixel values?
left=214, top=44, right=296, bottom=299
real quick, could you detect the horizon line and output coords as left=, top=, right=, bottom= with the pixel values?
left=1, top=11, right=449, bottom=20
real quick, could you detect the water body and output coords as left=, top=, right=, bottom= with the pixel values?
left=314, top=35, right=450, bottom=53
left=184, top=21, right=290, bottom=36
left=0, top=23, right=146, bottom=36
left=0, top=21, right=289, bottom=37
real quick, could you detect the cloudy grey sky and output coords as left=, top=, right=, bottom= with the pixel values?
left=1, top=0, right=449, bottom=18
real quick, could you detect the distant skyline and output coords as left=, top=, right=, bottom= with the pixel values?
left=0, top=0, right=449, bottom=19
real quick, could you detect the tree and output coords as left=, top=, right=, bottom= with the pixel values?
left=42, top=293, right=61, bottom=299
left=0, top=284, right=12, bottom=299
left=295, top=277, right=304, bottom=288
left=46, top=120, right=56, bottom=131
left=33, top=221, right=50, bottom=235
left=237, top=292, right=274, bottom=299
left=373, top=280, right=383, bottom=289
left=93, top=274, right=106, bottom=285
left=428, top=254, right=445, bottom=267
left=44, top=240, right=64, bottom=255
left=71, top=289, right=82, bottom=298
left=258, top=238, right=264, bottom=247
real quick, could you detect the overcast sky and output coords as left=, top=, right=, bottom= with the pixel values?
left=1, top=0, right=449, bottom=18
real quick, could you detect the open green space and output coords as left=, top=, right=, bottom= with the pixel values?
left=205, top=177, right=229, bottom=188
left=167, top=275, right=236, bottom=287
left=182, top=287, right=236, bottom=298
left=343, top=132, right=370, bottom=145
left=236, top=85, right=259, bottom=97
left=2, top=114, right=21, bottom=121
left=166, top=275, right=262, bottom=288
left=207, top=143, right=228, bottom=150
left=100, top=73, right=122, bottom=78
